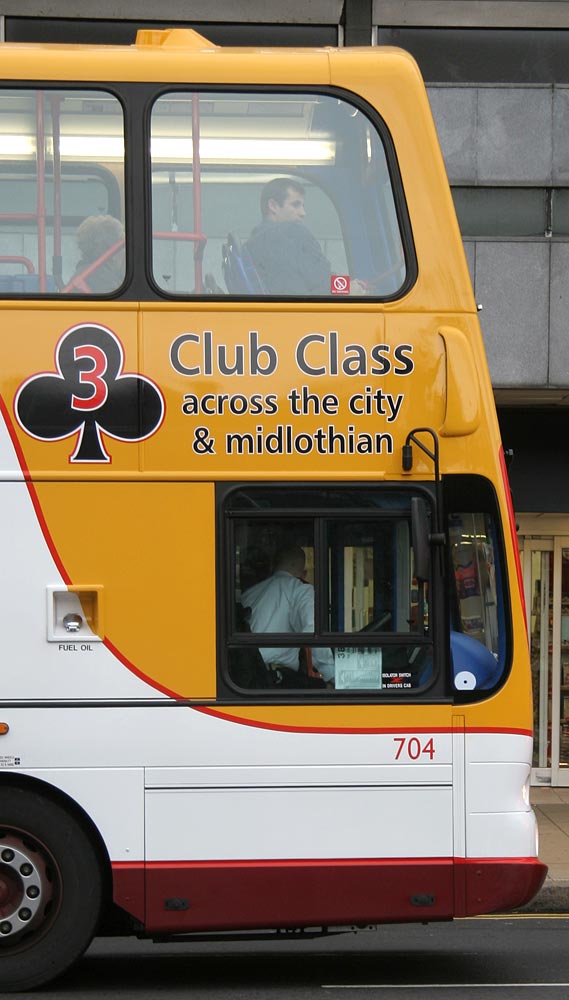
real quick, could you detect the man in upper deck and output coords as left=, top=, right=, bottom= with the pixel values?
left=244, top=177, right=366, bottom=297
left=243, top=177, right=330, bottom=295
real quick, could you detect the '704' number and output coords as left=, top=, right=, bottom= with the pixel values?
left=393, top=736, right=435, bottom=760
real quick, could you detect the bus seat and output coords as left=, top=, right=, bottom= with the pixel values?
left=451, top=629, right=501, bottom=691
left=222, top=233, right=265, bottom=294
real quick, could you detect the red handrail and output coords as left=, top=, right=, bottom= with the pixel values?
left=63, top=232, right=207, bottom=293
left=51, top=94, right=63, bottom=289
left=36, top=91, right=47, bottom=292
left=0, top=256, right=35, bottom=274
left=62, top=239, right=124, bottom=293
left=152, top=230, right=206, bottom=259
left=192, top=93, right=203, bottom=293
left=0, top=213, right=37, bottom=221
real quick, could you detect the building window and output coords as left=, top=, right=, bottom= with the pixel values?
left=451, top=187, right=569, bottom=239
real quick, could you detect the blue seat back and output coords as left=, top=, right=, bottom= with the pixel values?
left=222, top=234, right=265, bottom=294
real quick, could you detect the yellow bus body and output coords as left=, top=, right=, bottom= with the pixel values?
left=0, top=31, right=543, bottom=990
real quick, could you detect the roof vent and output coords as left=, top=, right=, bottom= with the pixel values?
left=135, top=28, right=217, bottom=49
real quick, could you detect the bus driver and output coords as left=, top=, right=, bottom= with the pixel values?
left=241, top=543, right=335, bottom=687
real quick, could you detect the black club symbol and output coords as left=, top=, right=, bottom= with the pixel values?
left=15, top=323, right=165, bottom=463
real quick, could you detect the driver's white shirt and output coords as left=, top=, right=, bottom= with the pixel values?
left=241, top=570, right=334, bottom=681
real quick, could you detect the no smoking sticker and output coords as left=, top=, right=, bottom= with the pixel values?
left=331, top=274, right=351, bottom=294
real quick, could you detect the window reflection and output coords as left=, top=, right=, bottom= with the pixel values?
left=150, top=91, right=406, bottom=297
left=0, top=89, right=125, bottom=295
left=449, top=512, right=502, bottom=691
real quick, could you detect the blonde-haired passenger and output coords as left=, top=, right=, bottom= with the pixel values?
left=73, top=214, right=125, bottom=293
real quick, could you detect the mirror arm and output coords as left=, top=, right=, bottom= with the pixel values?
left=402, top=426, right=445, bottom=539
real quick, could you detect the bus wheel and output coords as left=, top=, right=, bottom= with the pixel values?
left=0, top=786, right=103, bottom=992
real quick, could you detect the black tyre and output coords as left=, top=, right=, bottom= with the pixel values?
left=0, top=785, right=103, bottom=991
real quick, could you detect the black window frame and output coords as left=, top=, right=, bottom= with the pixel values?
left=145, top=83, right=417, bottom=303
left=0, top=78, right=417, bottom=302
left=0, top=81, right=131, bottom=300
left=216, top=481, right=447, bottom=704
left=444, top=474, right=513, bottom=704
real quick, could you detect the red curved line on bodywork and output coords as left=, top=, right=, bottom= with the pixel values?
left=192, top=705, right=533, bottom=737
left=1, top=393, right=71, bottom=584
left=1, top=393, right=175, bottom=697
left=103, top=636, right=182, bottom=700
left=0, top=397, right=535, bottom=737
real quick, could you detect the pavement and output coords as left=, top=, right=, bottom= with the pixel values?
left=516, top=786, right=569, bottom=913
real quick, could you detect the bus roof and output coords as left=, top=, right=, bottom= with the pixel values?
left=0, top=28, right=423, bottom=87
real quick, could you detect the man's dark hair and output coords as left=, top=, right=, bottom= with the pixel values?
left=260, top=177, right=305, bottom=219
left=273, top=544, right=306, bottom=575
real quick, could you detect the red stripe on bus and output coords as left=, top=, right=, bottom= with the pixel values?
left=112, top=856, right=546, bottom=929
left=193, top=705, right=532, bottom=737
left=116, top=856, right=541, bottom=869
left=103, top=636, right=185, bottom=701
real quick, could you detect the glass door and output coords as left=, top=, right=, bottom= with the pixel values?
left=551, top=539, right=569, bottom=785
left=523, top=539, right=554, bottom=783
left=521, top=532, right=569, bottom=785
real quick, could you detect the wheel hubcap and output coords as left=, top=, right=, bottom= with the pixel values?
left=0, top=836, right=53, bottom=941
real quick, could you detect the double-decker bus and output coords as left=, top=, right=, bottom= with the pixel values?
left=0, top=27, right=546, bottom=992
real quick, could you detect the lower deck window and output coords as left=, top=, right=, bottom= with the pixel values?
left=221, top=478, right=511, bottom=701
left=223, top=486, right=433, bottom=695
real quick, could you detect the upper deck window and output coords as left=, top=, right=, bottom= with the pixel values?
left=150, top=91, right=408, bottom=299
left=0, top=89, right=125, bottom=296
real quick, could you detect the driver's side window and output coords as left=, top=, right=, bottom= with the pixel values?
left=223, top=487, right=433, bottom=696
